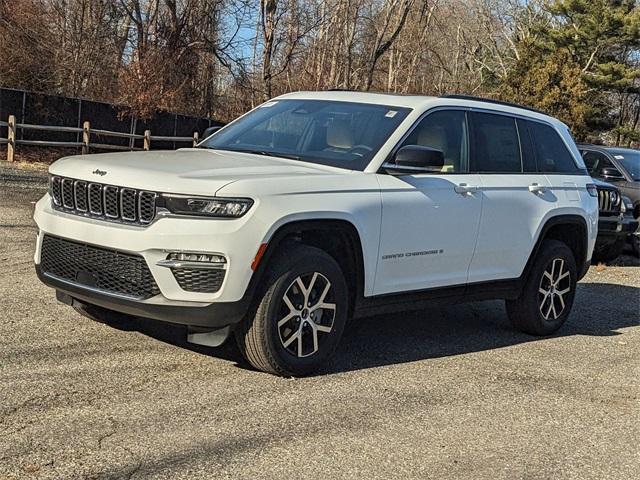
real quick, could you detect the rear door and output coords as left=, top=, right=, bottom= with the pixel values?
left=467, top=112, right=555, bottom=283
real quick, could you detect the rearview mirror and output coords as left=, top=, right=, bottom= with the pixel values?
left=600, top=167, right=624, bottom=181
left=383, top=145, right=444, bottom=175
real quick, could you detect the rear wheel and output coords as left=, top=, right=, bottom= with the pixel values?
left=506, top=240, right=577, bottom=336
left=235, top=244, right=348, bottom=376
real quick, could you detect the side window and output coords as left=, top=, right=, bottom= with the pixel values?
left=582, top=151, right=612, bottom=178
left=470, top=112, right=522, bottom=173
left=399, top=110, right=468, bottom=173
left=528, top=121, right=578, bottom=173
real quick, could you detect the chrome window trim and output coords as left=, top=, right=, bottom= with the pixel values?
left=382, top=105, right=581, bottom=175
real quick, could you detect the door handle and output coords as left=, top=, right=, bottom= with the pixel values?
left=529, top=183, right=546, bottom=194
left=454, top=183, right=478, bottom=195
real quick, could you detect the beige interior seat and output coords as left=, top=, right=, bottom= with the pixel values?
left=416, top=126, right=453, bottom=172
left=326, top=119, right=354, bottom=150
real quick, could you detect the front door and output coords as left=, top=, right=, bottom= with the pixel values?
left=374, top=109, right=483, bottom=295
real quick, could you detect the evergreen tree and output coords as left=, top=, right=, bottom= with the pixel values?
left=500, top=0, right=640, bottom=142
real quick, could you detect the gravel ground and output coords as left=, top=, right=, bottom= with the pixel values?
left=0, top=182, right=639, bottom=480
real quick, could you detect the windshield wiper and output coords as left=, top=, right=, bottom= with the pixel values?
left=216, top=147, right=301, bottom=161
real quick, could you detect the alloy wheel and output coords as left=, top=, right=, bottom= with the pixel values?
left=277, top=272, right=336, bottom=358
left=538, top=258, right=571, bottom=320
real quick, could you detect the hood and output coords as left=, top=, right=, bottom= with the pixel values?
left=49, top=148, right=334, bottom=195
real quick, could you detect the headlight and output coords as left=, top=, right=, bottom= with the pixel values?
left=163, top=195, right=253, bottom=218
left=586, top=184, right=598, bottom=197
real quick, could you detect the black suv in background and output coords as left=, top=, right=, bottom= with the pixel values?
left=580, top=145, right=640, bottom=257
left=591, top=179, right=638, bottom=262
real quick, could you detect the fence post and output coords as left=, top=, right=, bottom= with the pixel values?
left=82, top=121, right=90, bottom=154
left=7, top=115, right=16, bottom=162
left=192, top=131, right=199, bottom=147
left=144, top=130, right=151, bottom=151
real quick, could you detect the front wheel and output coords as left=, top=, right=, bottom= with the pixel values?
left=592, top=238, right=625, bottom=263
left=506, top=239, right=577, bottom=336
left=235, top=244, right=348, bottom=376
left=630, top=234, right=640, bottom=258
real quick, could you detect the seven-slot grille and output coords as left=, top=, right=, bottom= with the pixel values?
left=596, top=187, right=621, bottom=215
left=40, top=235, right=160, bottom=299
left=50, top=175, right=157, bottom=225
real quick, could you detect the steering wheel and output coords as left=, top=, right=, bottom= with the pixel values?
left=348, top=144, right=373, bottom=156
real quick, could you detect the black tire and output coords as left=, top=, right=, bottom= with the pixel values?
left=506, top=239, right=577, bottom=336
left=592, top=238, right=625, bottom=263
left=630, top=234, right=640, bottom=258
left=235, top=244, right=348, bottom=376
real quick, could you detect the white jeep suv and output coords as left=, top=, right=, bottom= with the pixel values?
left=34, top=91, right=599, bottom=376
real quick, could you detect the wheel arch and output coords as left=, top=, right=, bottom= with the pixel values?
left=524, top=214, right=590, bottom=281
left=248, top=218, right=366, bottom=316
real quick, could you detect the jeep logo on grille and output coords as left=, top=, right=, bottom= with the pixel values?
left=92, top=169, right=107, bottom=176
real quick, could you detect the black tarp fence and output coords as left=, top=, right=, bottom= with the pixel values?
left=0, top=87, right=223, bottom=150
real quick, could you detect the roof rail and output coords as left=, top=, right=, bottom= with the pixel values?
left=440, top=94, right=546, bottom=115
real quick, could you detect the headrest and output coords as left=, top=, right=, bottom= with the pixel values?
left=326, top=119, right=354, bottom=149
left=417, top=126, right=447, bottom=152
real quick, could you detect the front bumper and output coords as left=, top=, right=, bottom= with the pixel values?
left=621, top=215, right=640, bottom=235
left=33, top=193, right=262, bottom=327
left=595, top=214, right=639, bottom=247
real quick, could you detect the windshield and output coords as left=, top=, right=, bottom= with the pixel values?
left=609, top=149, right=640, bottom=180
left=200, top=99, right=411, bottom=170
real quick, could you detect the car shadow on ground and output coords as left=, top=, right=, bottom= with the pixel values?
left=100, top=282, right=640, bottom=376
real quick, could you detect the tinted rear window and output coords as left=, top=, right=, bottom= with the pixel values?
left=528, top=121, right=578, bottom=173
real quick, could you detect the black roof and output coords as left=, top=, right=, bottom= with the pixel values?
left=440, top=94, right=547, bottom=115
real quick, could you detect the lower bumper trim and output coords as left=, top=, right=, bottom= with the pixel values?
left=36, top=264, right=250, bottom=328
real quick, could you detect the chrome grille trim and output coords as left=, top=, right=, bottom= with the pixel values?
left=49, top=175, right=157, bottom=226
left=61, top=178, right=75, bottom=209
left=138, top=191, right=157, bottom=224
left=596, top=187, right=620, bottom=215
left=50, top=176, right=62, bottom=206
left=88, top=183, right=103, bottom=215
left=120, top=188, right=138, bottom=221
left=74, top=181, right=88, bottom=212
left=104, top=185, right=119, bottom=218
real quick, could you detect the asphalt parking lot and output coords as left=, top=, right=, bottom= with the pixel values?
left=1, top=177, right=639, bottom=480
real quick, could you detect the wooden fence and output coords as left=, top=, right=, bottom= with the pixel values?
left=0, top=115, right=199, bottom=162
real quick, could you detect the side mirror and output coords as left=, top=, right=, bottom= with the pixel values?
left=202, top=125, right=222, bottom=139
left=600, top=167, right=624, bottom=181
left=383, top=145, right=444, bottom=175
